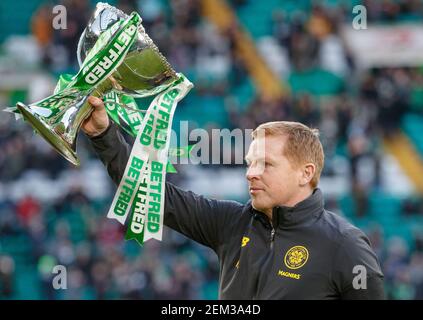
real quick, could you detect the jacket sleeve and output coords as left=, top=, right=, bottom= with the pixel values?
left=89, top=121, right=242, bottom=252
left=89, top=121, right=131, bottom=186
left=332, top=228, right=385, bottom=300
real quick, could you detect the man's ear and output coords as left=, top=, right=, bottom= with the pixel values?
left=300, top=163, right=316, bottom=186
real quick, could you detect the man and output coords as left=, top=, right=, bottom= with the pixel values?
left=82, top=96, right=385, bottom=299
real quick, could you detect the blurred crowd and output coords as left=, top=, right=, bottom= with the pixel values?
left=0, top=187, right=219, bottom=299
left=366, top=227, right=423, bottom=299
left=0, top=0, right=423, bottom=299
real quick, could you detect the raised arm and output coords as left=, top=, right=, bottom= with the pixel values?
left=85, top=98, right=242, bottom=252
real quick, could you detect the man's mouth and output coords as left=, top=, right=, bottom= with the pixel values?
left=249, top=187, right=264, bottom=195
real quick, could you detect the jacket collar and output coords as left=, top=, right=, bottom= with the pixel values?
left=250, top=188, right=324, bottom=229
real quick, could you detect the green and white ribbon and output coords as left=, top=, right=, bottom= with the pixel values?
left=73, top=12, right=140, bottom=90
left=109, top=75, right=193, bottom=245
left=102, top=91, right=191, bottom=174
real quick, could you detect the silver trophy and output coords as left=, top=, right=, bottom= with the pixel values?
left=15, top=3, right=178, bottom=166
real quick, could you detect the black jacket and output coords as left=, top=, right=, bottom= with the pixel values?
left=89, top=121, right=385, bottom=300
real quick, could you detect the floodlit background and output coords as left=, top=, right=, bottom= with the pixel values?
left=0, top=0, right=423, bottom=300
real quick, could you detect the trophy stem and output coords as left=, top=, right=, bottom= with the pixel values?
left=16, top=78, right=114, bottom=167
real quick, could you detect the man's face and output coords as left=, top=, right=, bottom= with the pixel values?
left=245, top=135, right=302, bottom=214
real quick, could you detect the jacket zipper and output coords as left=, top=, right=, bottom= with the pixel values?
left=253, top=222, right=276, bottom=299
left=270, top=227, right=275, bottom=249
left=270, top=219, right=275, bottom=248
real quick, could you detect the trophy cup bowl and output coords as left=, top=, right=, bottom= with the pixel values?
left=16, top=3, right=178, bottom=166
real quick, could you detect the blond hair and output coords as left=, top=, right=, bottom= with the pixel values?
left=252, top=121, right=324, bottom=189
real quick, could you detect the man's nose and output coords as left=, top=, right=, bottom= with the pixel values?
left=246, top=163, right=264, bottom=180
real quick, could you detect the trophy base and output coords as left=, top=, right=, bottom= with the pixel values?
left=16, top=102, right=80, bottom=166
